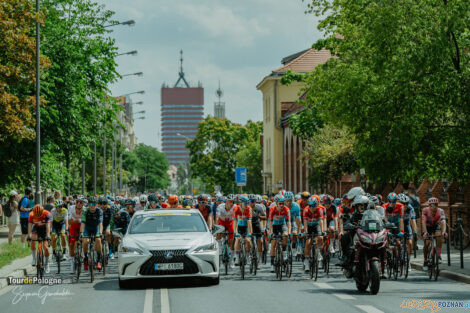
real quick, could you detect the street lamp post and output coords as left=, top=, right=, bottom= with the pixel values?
left=116, top=50, right=137, bottom=57
left=35, top=0, right=41, bottom=204
left=121, top=72, right=143, bottom=78
left=104, top=20, right=135, bottom=28
left=119, top=90, right=145, bottom=97
left=134, top=101, right=144, bottom=105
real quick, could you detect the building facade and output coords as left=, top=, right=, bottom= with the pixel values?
left=114, top=95, right=136, bottom=151
left=257, top=48, right=331, bottom=194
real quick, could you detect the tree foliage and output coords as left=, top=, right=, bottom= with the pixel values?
left=295, top=0, right=470, bottom=183
left=235, top=141, right=263, bottom=194
left=187, top=117, right=263, bottom=194
left=122, top=144, right=170, bottom=193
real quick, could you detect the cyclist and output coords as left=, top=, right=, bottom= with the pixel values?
left=195, top=194, right=213, bottom=229
left=383, top=192, right=405, bottom=261
left=68, top=196, right=85, bottom=273
left=422, top=197, right=447, bottom=270
left=216, top=195, right=235, bottom=266
left=166, top=195, right=183, bottom=209
left=248, top=195, right=267, bottom=269
left=99, top=196, right=114, bottom=259
left=321, top=194, right=338, bottom=254
left=135, top=195, right=147, bottom=211
left=302, top=196, right=325, bottom=271
left=158, top=194, right=169, bottom=208
left=398, top=194, right=417, bottom=265
left=50, top=200, right=68, bottom=260
left=182, top=195, right=194, bottom=209
left=268, top=194, right=291, bottom=272
left=297, top=191, right=310, bottom=211
left=285, top=191, right=302, bottom=257
left=124, top=198, right=136, bottom=218
left=28, top=204, right=52, bottom=272
left=146, top=193, right=161, bottom=210
left=232, top=194, right=253, bottom=266
left=80, top=196, right=103, bottom=271
left=19, top=187, right=33, bottom=248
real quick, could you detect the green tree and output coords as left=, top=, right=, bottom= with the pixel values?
left=235, top=141, right=263, bottom=194
left=295, top=0, right=470, bottom=183
left=187, top=117, right=262, bottom=194
left=122, top=144, right=170, bottom=193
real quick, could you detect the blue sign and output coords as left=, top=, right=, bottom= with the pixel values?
left=235, top=168, right=247, bottom=186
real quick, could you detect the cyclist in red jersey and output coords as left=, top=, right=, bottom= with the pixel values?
left=195, top=194, right=213, bottom=229
left=268, top=194, right=291, bottom=272
left=382, top=192, right=405, bottom=259
left=232, top=195, right=253, bottom=266
left=302, top=196, right=325, bottom=270
left=28, top=204, right=52, bottom=272
left=167, top=195, right=183, bottom=209
left=297, top=191, right=310, bottom=211
left=321, top=195, right=338, bottom=253
left=422, top=197, right=447, bottom=269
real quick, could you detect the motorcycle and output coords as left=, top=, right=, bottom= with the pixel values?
left=343, top=210, right=393, bottom=295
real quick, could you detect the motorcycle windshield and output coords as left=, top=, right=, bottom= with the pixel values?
left=360, top=209, right=384, bottom=232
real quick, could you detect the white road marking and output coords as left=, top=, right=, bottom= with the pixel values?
left=161, top=288, right=170, bottom=313
left=355, top=305, right=384, bottom=313
left=314, top=282, right=334, bottom=289
left=333, top=293, right=356, bottom=300
left=143, top=288, right=153, bottom=313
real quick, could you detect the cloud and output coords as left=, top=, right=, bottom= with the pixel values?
left=175, top=2, right=269, bottom=47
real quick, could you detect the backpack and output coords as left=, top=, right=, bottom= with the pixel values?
left=3, top=202, right=12, bottom=217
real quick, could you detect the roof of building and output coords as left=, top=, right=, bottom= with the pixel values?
left=273, top=48, right=332, bottom=74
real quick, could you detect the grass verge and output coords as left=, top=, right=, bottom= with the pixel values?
left=0, top=240, right=30, bottom=269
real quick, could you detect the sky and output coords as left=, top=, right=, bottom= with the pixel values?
left=96, top=0, right=322, bottom=149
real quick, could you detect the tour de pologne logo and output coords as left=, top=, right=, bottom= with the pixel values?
left=7, top=276, right=73, bottom=305
left=400, top=299, right=470, bottom=313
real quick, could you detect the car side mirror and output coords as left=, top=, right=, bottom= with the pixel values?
left=212, top=225, right=225, bottom=235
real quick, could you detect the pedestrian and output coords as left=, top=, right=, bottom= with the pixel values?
left=54, top=190, right=62, bottom=204
left=5, top=190, right=20, bottom=244
left=19, top=187, right=33, bottom=248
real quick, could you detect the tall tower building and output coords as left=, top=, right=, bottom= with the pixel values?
left=214, top=80, right=225, bottom=119
left=161, top=50, right=204, bottom=165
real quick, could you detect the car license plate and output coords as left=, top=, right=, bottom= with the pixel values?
left=369, top=222, right=377, bottom=230
left=154, top=263, right=184, bottom=271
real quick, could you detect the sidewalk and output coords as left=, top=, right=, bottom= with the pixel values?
left=0, top=225, right=22, bottom=245
left=410, top=243, right=470, bottom=283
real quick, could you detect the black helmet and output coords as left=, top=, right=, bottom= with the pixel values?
left=98, top=196, right=108, bottom=205
left=148, top=193, right=158, bottom=202
left=87, top=196, right=98, bottom=205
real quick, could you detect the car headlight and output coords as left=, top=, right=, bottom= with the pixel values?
left=360, top=234, right=373, bottom=243
left=121, top=246, right=144, bottom=255
left=193, top=242, right=217, bottom=252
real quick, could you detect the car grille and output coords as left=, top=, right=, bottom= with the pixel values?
left=139, top=249, right=199, bottom=276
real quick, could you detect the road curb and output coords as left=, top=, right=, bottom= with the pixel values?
left=0, top=256, right=35, bottom=290
left=410, top=261, right=470, bottom=284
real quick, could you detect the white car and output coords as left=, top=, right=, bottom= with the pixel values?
left=117, top=209, right=222, bottom=288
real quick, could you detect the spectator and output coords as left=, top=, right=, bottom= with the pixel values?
left=54, top=190, right=62, bottom=202
left=19, top=187, right=33, bottom=248
left=5, top=191, right=20, bottom=244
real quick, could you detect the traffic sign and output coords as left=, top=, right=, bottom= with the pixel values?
left=235, top=167, right=247, bottom=186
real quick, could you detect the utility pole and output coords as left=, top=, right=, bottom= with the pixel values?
left=119, top=131, right=123, bottom=194
left=35, top=0, right=41, bottom=204
left=111, top=140, right=115, bottom=195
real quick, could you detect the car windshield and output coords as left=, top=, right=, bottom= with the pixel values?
left=129, top=212, right=207, bottom=234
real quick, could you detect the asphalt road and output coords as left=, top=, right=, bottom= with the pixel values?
left=0, top=254, right=469, bottom=313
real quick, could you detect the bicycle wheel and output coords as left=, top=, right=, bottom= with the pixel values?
left=325, top=251, right=330, bottom=275
left=286, top=244, right=292, bottom=278
left=75, top=242, right=82, bottom=281
left=56, top=245, right=62, bottom=274
left=386, top=250, right=392, bottom=279
left=392, top=251, right=398, bottom=280
left=399, top=244, right=404, bottom=277
left=404, top=248, right=409, bottom=279
left=252, top=240, right=258, bottom=276
left=276, top=244, right=283, bottom=281
left=240, top=244, right=245, bottom=280
left=89, top=249, right=95, bottom=283
left=36, top=247, right=43, bottom=279
left=224, top=244, right=229, bottom=275
left=432, top=247, right=439, bottom=281
left=314, top=248, right=319, bottom=281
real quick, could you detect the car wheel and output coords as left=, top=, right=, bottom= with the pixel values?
left=209, top=276, right=220, bottom=285
left=119, top=278, right=133, bottom=289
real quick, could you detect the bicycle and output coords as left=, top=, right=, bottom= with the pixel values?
left=306, top=234, right=319, bottom=281
left=52, top=230, right=66, bottom=274
left=220, top=232, right=233, bottom=275
left=83, top=233, right=100, bottom=283
left=250, top=233, right=260, bottom=276
left=271, top=234, right=284, bottom=281
left=261, top=230, right=268, bottom=265
left=285, top=234, right=293, bottom=278
left=30, top=237, right=49, bottom=279
left=385, top=233, right=399, bottom=280
left=322, top=233, right=332, bottom=275
left=424, top=234, right=441, bottom=281
left=399, top=234, right=410, bottom=279
left=237, top=234, right=248, bottom=280
left=413, top=232, right=418, bottom=258
left=70, top=235, right=83, bottom=281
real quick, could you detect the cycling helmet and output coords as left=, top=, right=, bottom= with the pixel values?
left=88, top=196, right=98, bottom=205
left=197, top=194, right=208, bottom=202
left=139, top=194, right=148, bottom=203
left=83, top=198, right=88, bottom=205
left=274, top=194, right=285, bottom=203
left=98, top=196, right=108, bottom=205
left=33, top=204, right=44, bottom=216
left=300, top=191, right=310, bottom=199
left=168, top=195, right=178, bottom=205
left=375, top=194, right=383, bottom=203
left=238, top=194, right=249, bottom=203
left=294, top=194, right=301, bottom=201
left=333, top=198, right=341, bottom=206
left=125, top=198, right=136, bottom=206
left=307, top=196, right=318, bottom=207
left=278, top=190, right=286, bottom=197
left=346, top=187, right=365, bottom=200
left=226, top=194, right=236, bottom=203
left=148, top=193, right=157, bottom=203
left=367, top=200, right=376, bottom=211
left=133, top=196, right=139, bottom=203
left=352, top=195, right=369, bottom=207
left=428, top=197, right=439, bottom=204
left=56, top=199, right=64, bottom=207
left=248, top=194, right=257, bottom=202
left=216, top=195, right=225, bottom=202
left=397, top=193, right=409, bottom=204
left=255, top=195, right=263, bottom=203
left=387, top=192, right=398, bottom=202
left=320, top=194, right=332, bottom=205
left=370, top=196, right=379, bottom=205
left=182, top=198, right=192, bottom=208
left=284, top=191, right=294, bottom=200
